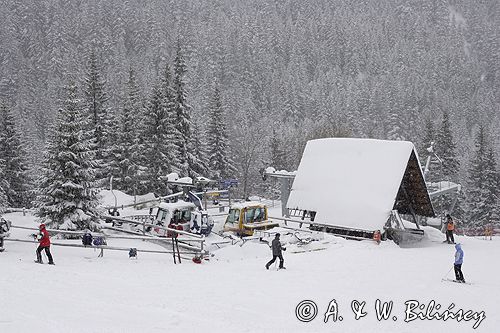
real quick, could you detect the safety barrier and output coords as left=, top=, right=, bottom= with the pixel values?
left=103, top=216, right=207, bottom=257
left=8, top=224, right=203, bottom=263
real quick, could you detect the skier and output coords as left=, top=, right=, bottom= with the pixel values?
left=484, top=224, right=493, bottom=240
left=445, top=214, right=455, bottom=244
left=373, top=230, right=382, bottom=244
left=265, top=233, right=285, bottom=270
left=0, top=217, right=11, bottom=252
left=454, top=243, right=465, bottom=283
left=35, top=224, right=55, bottom=265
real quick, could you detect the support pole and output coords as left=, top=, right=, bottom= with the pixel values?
left=172, top=236, right=177, bottom=264
left=175, top=238, right=181, bottom=263
left=278, top=178, right=293, bottom=217
left=200, top=237, right=204, bottom=259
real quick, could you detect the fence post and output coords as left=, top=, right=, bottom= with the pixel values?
left=175, top=238, right=181, bottom=263
left=200, top=237, right=205, bottom=259
left=172, top=235, right=177, bottom=264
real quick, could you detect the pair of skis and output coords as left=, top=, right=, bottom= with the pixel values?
left=441, top=278, right=472, bottom=285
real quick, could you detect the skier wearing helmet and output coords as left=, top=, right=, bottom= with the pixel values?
left=35, top=224, right=54, bottom=265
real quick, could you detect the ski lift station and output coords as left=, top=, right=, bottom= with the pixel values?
left=286, top=138, right=435, bottom=243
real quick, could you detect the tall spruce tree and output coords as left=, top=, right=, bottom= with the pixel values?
left=0, top=103, right=31, bottom=207
left=141, top=66, right=177, bottom=195
left=190, top=116, right=209, bottom=177
left=34, top=83, right=100, bottom=230
left=173, top=41, right=198, bottom=177
left=386, top=110, right=405, bottom=141
left=0, top=159, right=8, bottom=213
left=269, top=128, right=287, bottom=171
left=483, top=147, right=500, bottom=225
left=160, top=64, right=180, bottom=174
left=207, top=85, right=235, bottom=179
left=84, top=50, right=112, bottom=187
left=467, top=125, right=488, bottom=226
left=435, top=110, right=460, bottom=181
left=109, top=68, right=143, bottom=194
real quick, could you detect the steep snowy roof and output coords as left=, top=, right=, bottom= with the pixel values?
left=286, top=138, right=433, bottom=231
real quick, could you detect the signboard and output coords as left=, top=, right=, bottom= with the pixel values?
left=220, top=179, right=238, bottom=189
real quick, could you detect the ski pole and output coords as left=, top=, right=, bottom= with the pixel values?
left=443, top=266, right=453, bottom=279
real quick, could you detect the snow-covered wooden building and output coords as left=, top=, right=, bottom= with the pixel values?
left=286, top=138, right=435, bottom=242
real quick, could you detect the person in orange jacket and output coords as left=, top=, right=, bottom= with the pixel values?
left=35, top=224, right=55, bottom=265
left=445, top=214, right=455, bottom=244
left=373, top=230, right=382, bottom=244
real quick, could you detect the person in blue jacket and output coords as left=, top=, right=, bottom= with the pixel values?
left=454, top=243, right=465, bottom=283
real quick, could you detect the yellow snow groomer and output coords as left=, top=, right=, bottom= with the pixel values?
left=223, top=201, right=279, bottom=236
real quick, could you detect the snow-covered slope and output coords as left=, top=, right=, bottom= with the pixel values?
left=0, top=211, right=498, bottom=332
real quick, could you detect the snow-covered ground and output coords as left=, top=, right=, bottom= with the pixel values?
left=1, top=209, right=499, bottom=333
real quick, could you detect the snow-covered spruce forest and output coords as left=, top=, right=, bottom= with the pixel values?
left=0, top=0, right=499, bottom=228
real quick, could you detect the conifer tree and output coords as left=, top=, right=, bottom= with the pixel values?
left=467, top=125, right=488, bottom=226
left=109, top=68, right=143, bottom=194
left=190, top=116, right=209, bottom=177
left=0, top=159, right=8, bottom=213
left=173, top=41, right=195, bottom=177
left=160, top=64, right=180, bottom=173
left=435, top=110, right=460, bottom=181
left=141, top=66, right=177, bottom=195
left=386, top=109, right=405, bottom=141
left=270, top=128, right=287, bottom=171
left=83, top=50, right=112, bottom=187
left=34, top=83, right=100, bottom=230
left=0, top=103, right=32, bottom=207
left=483, top=147, right=500, bottom=225
left=207, top=85, right=235, bottom=179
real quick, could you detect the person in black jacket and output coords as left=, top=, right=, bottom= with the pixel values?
left=266, top=233, right=285, bottom=270
left=0, top=217, right=11, bottom=252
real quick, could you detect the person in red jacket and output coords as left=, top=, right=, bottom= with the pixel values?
left=35, top=224, right=54, bottom=265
